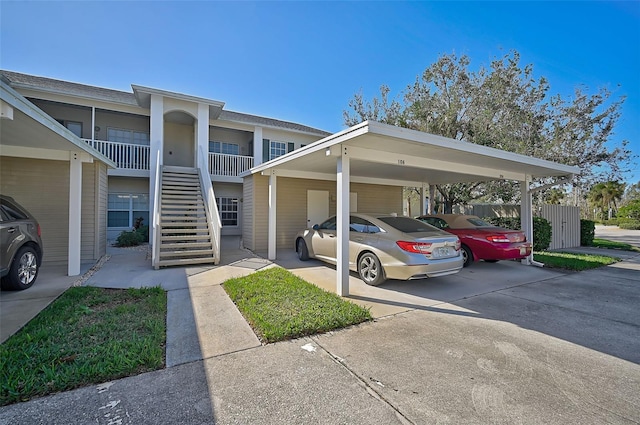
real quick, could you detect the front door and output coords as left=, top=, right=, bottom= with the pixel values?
left=307, top=190, right=329, bottom=229
left=163, top=122, right=195, bottom=167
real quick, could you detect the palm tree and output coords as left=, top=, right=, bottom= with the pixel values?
left=588, top=181, right=626, bottom=219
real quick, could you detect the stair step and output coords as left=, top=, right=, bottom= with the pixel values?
left=163, top=186, right=201, bottom=192
left=161, top=209, right=205, bottom=214
left=161, top=215, right=207, bottom=221
left=161, top=234, right=212, bottom=241
left=161, top=194, right=202, bottom=199
left=161, top=242, right=213, bottom=249
left=161, top=228, right=210, bottom=234
left=163, top=166, right=198, bottom=173
left=160, top=249, right=214, bottom=258
left=156, top=257, right=217, bottom=267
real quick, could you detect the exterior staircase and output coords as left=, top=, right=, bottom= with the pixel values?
left=156, top=166, right=217, bottom=267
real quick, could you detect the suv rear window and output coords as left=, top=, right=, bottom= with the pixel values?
left=0, top=202, right=28, bottom=220
left=377, top=217, right=439, bottom=233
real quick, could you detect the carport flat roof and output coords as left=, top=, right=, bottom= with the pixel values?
left=247, top=121, right=579, bottom=185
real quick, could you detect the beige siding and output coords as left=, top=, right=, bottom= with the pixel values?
left=0, top=157, right=70, bottom=265
left=81, top=163, right=97, bottom=260
left=253, top=174, right=270, bottom=251
left=108, top=176, right=149, bottom=193
left=249, top=175, right=403, bottom=252
left=540, top=205, right=581, bottom=249
left=242, top=176, right=255, bottom=250
left=96, top=162, right=108, bottom=258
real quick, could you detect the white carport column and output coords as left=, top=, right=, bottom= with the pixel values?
left=520, top=175, right=533, bottom=265
left=68, top=152, right=82, bottom=276
left=421, top=183, right=427, bottom=215
left=336, top=146, right=350, bottom=296
left=268, top=170, right=277, bottom=260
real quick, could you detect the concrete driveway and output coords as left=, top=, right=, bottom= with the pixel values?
left=1, top=238, right=639, bottom=423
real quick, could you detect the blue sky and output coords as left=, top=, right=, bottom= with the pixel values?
left=1, top=1, right=639, bottom=183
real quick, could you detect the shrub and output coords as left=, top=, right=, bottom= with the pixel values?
left=618, top=219, right=640, bottom=230
left=115, top=229, right=144, bottom=247
left=580, top=219, right=595, bottom=246
left=135, top=225, right=149, bottom=242
left=483, top=216, right=551, bottom=251
left=533, top=217, right=551, bottom=251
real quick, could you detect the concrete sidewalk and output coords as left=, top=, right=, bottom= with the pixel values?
left=1, top=241, right=639, bottom=424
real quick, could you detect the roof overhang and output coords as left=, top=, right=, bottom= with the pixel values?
left=246, top=121, right=579, bottom=185
left=0, top=78, right=116, bottom=167
left=132, top=84, right=225, bottom=120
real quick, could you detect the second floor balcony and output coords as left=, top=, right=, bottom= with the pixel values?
left=83, top=139, right=254, bottom=178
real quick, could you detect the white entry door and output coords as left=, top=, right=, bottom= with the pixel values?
left=307, top=190, right=329, bottom=229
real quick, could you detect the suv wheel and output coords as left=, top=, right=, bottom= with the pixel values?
left=3, top=246, right=39, bottom=290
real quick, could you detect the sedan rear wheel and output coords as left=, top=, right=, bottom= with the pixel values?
left=461, top=245, right=473, bottom=268
left=358, top=252, right=385, bottom=286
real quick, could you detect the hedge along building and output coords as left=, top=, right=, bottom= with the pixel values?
left=1, top=71, right=579, bottom=288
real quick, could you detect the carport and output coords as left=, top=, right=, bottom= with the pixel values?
left=247, top=120, right=580, bottom=296
left=1, top=78, right=115, bottom=275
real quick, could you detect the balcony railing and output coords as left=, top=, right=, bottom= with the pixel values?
left=209, top=152, right=253, bottom=177
left=83, top=139, right=254, bottom=177
left=83, top=139, right=150, bottom=170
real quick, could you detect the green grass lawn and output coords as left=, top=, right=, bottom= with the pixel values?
left=591, top=238, right=640, bottom=252
left=223, top=267, right=371, bottom=343
left=533, top=251, right=619, bottom=271
left=0, top=286, right=166, bottom=406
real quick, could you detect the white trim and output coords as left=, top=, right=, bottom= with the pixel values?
left=520, top=175, right=534, bottom=266
left=268, top=171, right=277, bottom=260
left=260, top=169, right=422, bottom=187
left=0, top=145, right=93, bottom=162
left=68, top=153, right=82, bottom=276
left=254, top=126, right=263, bottom=166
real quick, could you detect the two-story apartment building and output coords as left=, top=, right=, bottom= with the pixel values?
left=1, top=70, right=331, bottom=269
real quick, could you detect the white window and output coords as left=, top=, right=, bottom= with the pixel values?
left=270, top=141, right=287, bottom=160
left=56, top=120, right=83, bottom=137
left=216, top=197, right=238, bottom=226
left=107, top=127, right=150, bottom=145
left=209, top=141, right=239, bottom=155
left=108, top=193, right=149, bottom=228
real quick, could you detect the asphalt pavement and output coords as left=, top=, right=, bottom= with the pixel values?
left=1, top=230, right=639, bottom=424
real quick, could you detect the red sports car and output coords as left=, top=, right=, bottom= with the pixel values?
left=416, top=214, right=532, bottom=267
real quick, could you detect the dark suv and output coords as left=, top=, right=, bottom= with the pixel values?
left=0, top=195, right=43, bottom=290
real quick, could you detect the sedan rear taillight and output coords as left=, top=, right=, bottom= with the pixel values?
left=486, top=235, right=510, bottom=243
left=396, top=241, right=432, bottom=254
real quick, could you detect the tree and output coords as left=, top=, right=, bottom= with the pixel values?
left=588, top=181, right=626, bottom=219
left=623, top=181, right=640, bottom=203
left=343, top=51, right=633, bottom=211
left=544, top=188, right=566, bottom=204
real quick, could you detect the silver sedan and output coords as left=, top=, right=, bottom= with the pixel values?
left=295, top=213, right=463, bottom=286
